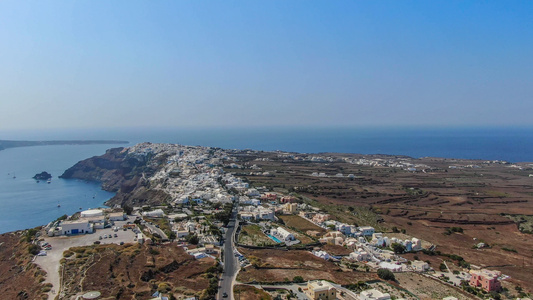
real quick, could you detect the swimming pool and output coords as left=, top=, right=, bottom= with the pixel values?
left=267, top=234, right=282, bottom=243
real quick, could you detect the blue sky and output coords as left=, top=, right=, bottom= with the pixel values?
left=1, top=1, right=532, bottom=130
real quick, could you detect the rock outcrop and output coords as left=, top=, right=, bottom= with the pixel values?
left=60, top=147, right=171, bottom=207
left=33, top=171, right=52, bottom=180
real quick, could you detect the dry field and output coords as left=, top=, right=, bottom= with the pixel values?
left=239, top=224, right=277, bottom=246
left=235, top=151, right=533, bottom=292
left=61, top=243, right=216, bottom=299
left=234, top=285, right=272, bottom=300
left=278, top=215, right=326, bottom=234
left=0, top=232, right=49, bottom=300
left=237, top=247, right=375, bottom=284
left=393, top=272, right=476, bottom=300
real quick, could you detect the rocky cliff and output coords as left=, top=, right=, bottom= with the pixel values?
left=60, top=147, right=171, bottom=207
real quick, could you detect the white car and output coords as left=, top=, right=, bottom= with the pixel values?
left=37, top=250, right=47, bottom=256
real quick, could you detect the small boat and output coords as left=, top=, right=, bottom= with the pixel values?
left=57, top=204, right=61, bottom=207
left=36, top=180, right=40, bottom=183
left=13, top=173, right=16, bottom=179
left=47, top=179, right=51, bottom=184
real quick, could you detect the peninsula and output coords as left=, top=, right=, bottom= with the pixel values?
left=0, top=139, right=129, bottom=151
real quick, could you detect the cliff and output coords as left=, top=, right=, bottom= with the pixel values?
left=60, top=147, right=171, bottom=207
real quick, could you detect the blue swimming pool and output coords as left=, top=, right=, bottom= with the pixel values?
left=267, top=235, right=282, bottom=243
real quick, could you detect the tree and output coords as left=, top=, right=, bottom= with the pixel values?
left=293, top=276, right=304, bottom=283
left=392, top=243, right=406, bottom=254
left=187, top=234, right=199, bottom=245
left=122, top=205, right=133, bottom=215
left=377, top=268, right=395, bottom=281
left=439, top=263, right=447, bottom=272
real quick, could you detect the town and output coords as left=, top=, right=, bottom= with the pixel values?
left=26, top=143, right=532, bottom=300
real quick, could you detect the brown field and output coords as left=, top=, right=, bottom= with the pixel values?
left=0, top=232, right=49, bottom=300
left=279, top=215, right=326, bottom=234
left=387, top=273, right=477, bottom=300
left=237, top=247, right=375, bottom=284
left=234, top=285, right=272, bottom=300
left=232, top=151, right=533, bottom=292
left=239, top=224, right=277, bottom=246
left=61, top=243, right=216, bottom=299
left=320, top=244, right=352, bottom=256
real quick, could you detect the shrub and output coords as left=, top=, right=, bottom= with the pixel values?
left=293, top=276, right=304, bottom=283
left=377, top=268, right=395, bottom=281
left=28, top=244, right=41, bottom=255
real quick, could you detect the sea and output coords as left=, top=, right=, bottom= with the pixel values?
left=1, top=126, right=532, bottom=234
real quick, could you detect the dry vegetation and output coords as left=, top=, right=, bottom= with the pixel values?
left=393, top=272, right=476, bottom=300
left=61, top=243, right=216, bottom=299
left=234, top=151, right=533, bottom=292
left=234, top=285, right=272, bottom=300
left=278, top=215, right=326, bottom=234
left=239, top=225, right=277, bottom=246
left=0, top=231, right=50, bottom=300
left=236, top=247, right=375, bottom=284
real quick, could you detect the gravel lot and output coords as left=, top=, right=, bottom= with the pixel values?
left=34, top=220, right=138, bottom=299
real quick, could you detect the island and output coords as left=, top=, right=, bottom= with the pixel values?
left=0, top=139, right=129, bottom=151
left=33, top=171, right=52, bottom=180
left=1, top=142, right=532, bottom=300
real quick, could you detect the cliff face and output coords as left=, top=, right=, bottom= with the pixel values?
left=60, top=147, right=171, bottom=207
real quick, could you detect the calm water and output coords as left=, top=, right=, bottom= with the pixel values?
left=0, top=145, right=115, bottom=233
left=1, top=126, right=533, bottom=233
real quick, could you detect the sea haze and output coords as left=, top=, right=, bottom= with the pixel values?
left=2, top=127, right=532, bottom=162
left=1, top=126, right=532, bottom=233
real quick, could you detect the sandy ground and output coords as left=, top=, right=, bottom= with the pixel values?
left=34, top=220, right=137, bottom=299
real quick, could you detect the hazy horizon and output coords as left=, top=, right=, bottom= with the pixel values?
left=1, top=1, right=532, bottom=130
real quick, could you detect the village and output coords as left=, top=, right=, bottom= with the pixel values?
left=29, top=143, right=526, bottom=300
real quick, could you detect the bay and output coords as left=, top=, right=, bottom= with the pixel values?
left=1, top=126, right=533, bottom=233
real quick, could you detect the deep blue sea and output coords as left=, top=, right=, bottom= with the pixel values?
left=1, top=126, right=532, bottom=233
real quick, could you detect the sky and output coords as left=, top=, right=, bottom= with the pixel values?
left=1, top=1, right=532, bottom=130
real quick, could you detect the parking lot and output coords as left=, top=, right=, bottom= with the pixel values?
left=34, top=219, right=138, bottom=298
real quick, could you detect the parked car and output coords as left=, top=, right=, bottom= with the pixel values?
left=99, top=236, right=102, bottom=240
left=108, top=234, right=112, bottom=238
left=114, top=233, right=118, bottom=237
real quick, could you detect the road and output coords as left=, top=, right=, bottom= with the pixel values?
left=144, top=222, right=169, bottom=240
left=218, top=204, right=239, bottom=300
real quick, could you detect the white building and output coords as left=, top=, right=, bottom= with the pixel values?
left=360, top=289, right=391, bottom=300
left=59, top=220, right=93, bottom=235
left=349, top=249, right=371, bottom=262
left=412, top=260, right=430, bottom=272
left=271, top=227, right=295, bottom=242
left=359, top=226, right=375, bottom=236
left=108, top=212, right=125, bottom=221
left=142, top=209, right=165, bottom=218
left=80, top=209, right=104, bottom=218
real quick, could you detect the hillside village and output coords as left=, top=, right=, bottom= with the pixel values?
left=21, top=143, right=533, bottom=300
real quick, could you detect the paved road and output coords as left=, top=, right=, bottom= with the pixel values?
left=218, top=204, right=239, bottom=300
left=145, top=222, right=169, bottom=240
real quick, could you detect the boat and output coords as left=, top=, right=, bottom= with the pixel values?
left=13, top=173, right=16, bottom=179
left=36, top=180, right=40, bottom=183
left=57, top=204, right=61, bottom=207
left=47, top=179, right=51, bottom=184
